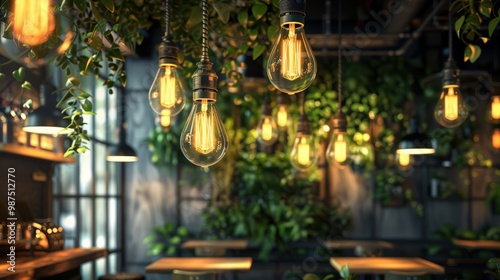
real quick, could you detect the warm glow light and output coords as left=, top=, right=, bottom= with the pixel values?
left=290, top=134, right=317, bottom=170
left=261, top=118, right=273, bottom=141
left=399, top=153, right=410, bottom=167
left=326, top=132, right=350, bottom=167
left=334, top=135, right=347, bottom=163
left=491, top=97, right=500, bottom=120
left=106, top=155, right=138, bottom=162
left=281, top=24, right=301, bottom=81
left=277, top=105, right=288, bottom=127
left=149, top=62, right=187, bottom=116
left=297, top=137, right=310, bottom=166
left=11, top=0, right=55, bottom=46
left=160, top=109, right=171, bottom=128
left=160, top=65, right=176, bottom=108
left=257, top=115, right=278, bottom=146
left=493, top=129, right=500, bottom=150
left=444, top=87, right=458, bottom=121
left=23, top=126, right=72, bottom=135
left=193, top=100, right=216, bottom=155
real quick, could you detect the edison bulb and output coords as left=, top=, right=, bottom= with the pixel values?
left=149, top=63, right=188, bottom=116
left=398, top=153, right=411, bottom=167
left=180, top=99, right=228, bottom=167
left=267, top=23, right=317, bottom=95
left=290, top=135, right=317, bottom=170
left=490, top=96, right=500, bottom=121
left=276, top=105, right=288, bottom=128
left=257, top=115, right=278, bottom=146
left=160, top=109, right=171, bottom=128
left=326, top=133, right=350, bottom=167
left=434, top=85, right=468, bottom=128
left=492, top=128, right=500, bottom=150
left=10, top=0, right=55, bottom=46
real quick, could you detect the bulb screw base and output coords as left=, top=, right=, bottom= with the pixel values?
left=280, top=0, right=306, bottom=26
left=442, top=59, right=460, bottom=87
left=158, top=38, right=180, bottom=66
left=277, top=92, right=291, bottom=105
left=332, top=111, right=347, bottom=133
left=297, top=113, right=311, bottom=135
left=192, top=61, right=218, bottom=102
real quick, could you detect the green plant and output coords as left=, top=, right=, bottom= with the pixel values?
left=486, top=182, right=500, bottom=214
left=487, top=258, right=500, bottom=279
left=143, top=221, right=191, bottom=257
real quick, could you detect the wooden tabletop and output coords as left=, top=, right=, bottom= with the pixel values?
left=323, top=240, right=394, bottom=249
left=453, top=239, right=500, bottom=250
left=330, top=257, right=445, bottom=275
left=181, top=240, right=248, bottom=250
left=145, top=257, right=253, bottom=273
left=0, top=248, right=107, bottom=279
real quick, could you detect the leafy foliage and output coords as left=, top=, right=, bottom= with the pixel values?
left=143, top=221, right=191, bottom=257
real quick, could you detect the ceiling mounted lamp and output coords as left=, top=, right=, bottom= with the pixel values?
left=434, top=0, right=468, bottom=128
left=148, top=0, right=187, bottom=119
left=396, top=117, right=435, bottom=156
left=23, top=85, right=71, bottom=135
left=107, top=89, right=138, bottom=163
left=326, top=0, right=350, bottom=168
left=267, top=0, right=317, bottom=95
left=290, top=91, right=317, bottom=170
left=180, top=0, right=228, bottom=168
left=257, top=93, right=278, bottom=146
left=10, top=0, right=55, bottom=46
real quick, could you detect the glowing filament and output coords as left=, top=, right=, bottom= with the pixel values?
left=193, top=100, right=215, bottom=154
left=281, top=24, right=302, bottom=81
left=492, top=97, right=500, bottom=120
left=160, top=65, right=176, bottom=108
left=334, top=134, right=347, bottom=163
left=399, top=153, right=410, bottom=167
left=261, top=118, right=273, bottom=141
left=444, top=87, right=458, bottom=121
left=493, top=129, right=500, bottom=150
left=277, top=105, right=288, bottom=127
left=11, top=0, right=55, bottom=46
left=160, top=109, right=171, bottom=128
left=297, top=137, right=310, bottom=166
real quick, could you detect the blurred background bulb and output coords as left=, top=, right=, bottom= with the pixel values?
left=326, top=132, right=350, bottom=167
left=149, top=63, right=187, bottom=116
left=434, top=85, right=468, bottom=128
left=160, top=109, right=171, bottom=128
left=276, top=105, right=288, bottom=128
left=257, top=115, right=278, bottom=146
left=490, top=96, right=500, bottom=122
left=10, top=0, right=55, bottom=46
left=267, top=23, right=316, bottom=95
left=492, top=128, right=500, bottom=150
left=397, top=152, right=411, bottom=167
left=290, top=134, right=317, bottom=170
left=180, top=99, right=228, bottom=167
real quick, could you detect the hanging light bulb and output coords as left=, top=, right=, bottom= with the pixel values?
left=492, top=128, right=500, bottom=150
left=180, top=0, right=228, bottom=167
left=10, top=0, right=55, bottom=46
left=326, top=112, right=350, bottom=167
left=149, top=0, right=187, bottom=117
left=397, top=153, right=411, bottom=167
left=160, top=109, right=171, bottom=128
left=276, top=93, right=290, bottom=129
left=290, top=93, right=317, bottom=170
left=257, top=96, right=278, bottom=146
left=267, top=0, right=317, bottom=95
left=434, top=3, right=468, bottom=128
left=490, top=96, right=500, bottom=122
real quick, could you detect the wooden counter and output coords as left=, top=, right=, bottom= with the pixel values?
left=453, top=239, right=500, bottom=250
left=0, top=248, right=107, bottom=279
left=146, top=257, right=253, bottom=273
left=330, top=257, right=445, bottom=275
left=323, top=240, right=394, bottom=249
left=181, top=240, right=248, bottom=250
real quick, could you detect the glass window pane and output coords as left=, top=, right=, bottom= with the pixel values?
left=96, top=257, right=106, bottom=277
left=96, top=198, right=107, bottom=248
left=80, top=199, right=94, bottom=248
left=108, top=198, right=118, bottom=249
left=95, top=143, right=107, bottom=195
left=82, top=262, right=92, bottom=280
left=57, top=164, right=77, bottom=195
left=109, top=253, right=118, bottom=274
left=108, top=163, right=118, bottom=195
left=59, top=199, right=77, bottom=238
left=79, top=152, right=93, bottom=195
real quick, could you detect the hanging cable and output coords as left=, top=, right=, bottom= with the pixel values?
left=338, top=0, right=342, bottom=108
left=201, top=0, right=209, bottom=62
left=164, top=0, right=170, bottom=38
left=447, top=0, right=452, bottom=61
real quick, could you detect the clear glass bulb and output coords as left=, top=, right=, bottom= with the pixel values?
left=180, top=99, right=228, bottom=167
left=160, top=109, right=171, bottom=128
left=434, top=85, right=468, bottom=128
left=10, top=0, right=55, bottom=46
left=276, top=105, right=288, bottom=128
left=492, top=128, right=500, bottom=150
left=267, top=23, right=317, bottom=95
left=490, top=96, right=500, bottom=121
left=257, top=115, right=278, bottom=146
left=290, top=134, right=317, bottom=170
left=326, top=132, right=351, bottom=167
left=149, top=63, right=188, bottom=116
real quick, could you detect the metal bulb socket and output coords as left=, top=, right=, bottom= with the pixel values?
left=158, top=38, right=180, bottom=66
left=192, top=61, right=218, bottom=102
left=280, top=0, right=306, bottom=27
left=442, top=59, right=460, bottom=87
left=297, top=113, right=311, bottom=135
left=332, top=111, right=347, bottom=134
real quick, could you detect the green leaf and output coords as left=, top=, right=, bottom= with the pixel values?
left=165, top=246, right=176, bottom=256
left=253, top=44, right=265, bottom=60
left=68, top=76, right=80, bottom=86
left=12, top=67, right=25, bottom=82
left=102, top=0, right=115, bottom=13
left=82, top=100, right=93, bottom=112
left=466, top=13, right=482, bottom=27
left=213, top=2, right=230, bottom=24
left=64, top=150, right=75, bottom=157
left=339, top=264, right=351, bottom=279
left=177, top=226, right=189, bottom=237
left=21, top=81, right=32, bottom=90
left=74, top=0, right=86, bottom=12
left=170, top=236, right=181, bottom=244
left=467, top=44, right=481, bottom=63
left=489, top=17, right=500, bottom=38
left=133, top=0, right=144, bottom=6
left=454, top=15, right=465, bottom=37
left=186, top=7, right=202, bottom=28
left=267, top=25, right=279, bottom=41
left=480, top=0, right=492, bottom=17
left=238, top=11, right=248, bottom=28
left=252, top=3, right=268, bottom=20
left=0, top=73, right=5, bottom=80
left=108, top=44, right=125, bottom=61
left=88, top=35, right=103, bottom=51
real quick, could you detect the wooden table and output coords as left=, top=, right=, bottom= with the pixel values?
left=145, top=257, right=253, bottom=273
left=323, top=240, right=394, bottom=250
left=181, top=240, right=248, bottom=250
left=0, top=248, right=107, bottom=279
left=453, top=239, right=500, bottom=250
left=330, top=257, right=445, bottom=275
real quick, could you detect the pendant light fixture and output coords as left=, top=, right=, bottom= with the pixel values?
left=326, top=0, right=350, bottom=168
left=434, top=0, right=468, bottom=128
left=180, top=0, right=228, bottom=168
left=257, top=93, right=278, bottom=146
left=396, top=116, right=435, bottom=156
left=148, top=0, right=187, bottom=118
left=492, top=127, right=500, bottom=150
left=290, top=91, right=317, bottom=170
left=10, top=0, right=55, bottom=46
left=107, top=88, right=138, bottom=162
left=489, top=96, right=500, bottom=122
left=23, top=84, right=71, bottom=135
left=266, top=0, right=317, bottom=95
left=276, top=92, right=290, bottom=129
